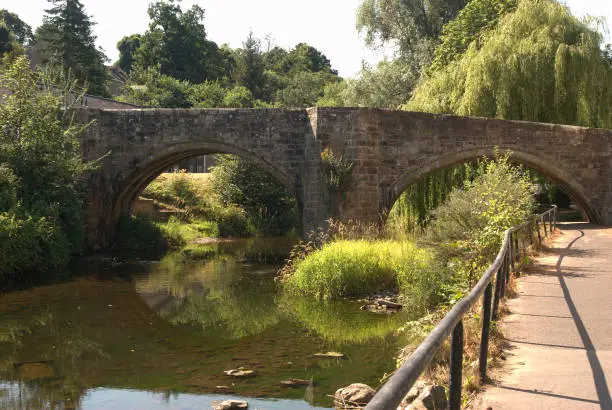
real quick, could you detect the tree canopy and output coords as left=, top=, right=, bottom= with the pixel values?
left=356, top=0, right=466, bottom=56
left=135, top=0, right=230, bottom=83
left=407, top=0, right=612, bottom=129
left=34, top=0, right=109, bottom=97
left=0, top=9, right=33, bottom=45
left=116, top=34, right=141, bottom=73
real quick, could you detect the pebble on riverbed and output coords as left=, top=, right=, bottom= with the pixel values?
left=312, top=352, right=346, bottom=359
left=223, top=367, right=255, bottom=377
left=280, top=378, right=312, bottom=387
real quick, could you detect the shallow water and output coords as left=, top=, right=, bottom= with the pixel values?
left=0, top=238, right=414, bottom=409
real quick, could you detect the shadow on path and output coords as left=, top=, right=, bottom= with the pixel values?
left=556, top=229, right=612, bottom=409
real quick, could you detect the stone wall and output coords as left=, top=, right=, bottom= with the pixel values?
left=78, top=107, right=612, bottom=248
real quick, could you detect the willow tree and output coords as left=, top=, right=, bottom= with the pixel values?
left=407, top=0, right=612, bottom=128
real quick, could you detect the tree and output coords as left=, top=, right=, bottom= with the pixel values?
left=34, top=0, right=109, bottom=97
left=233, top=31, right=266, bottom=99
left=325, top=58, right=421, bottom=108
left=407, top=0, right=612, bottom=129
left=0, top=10, right=33, bottom=45
left=356, top=0, right=466, bottom=56
left=211, top=155, right=299, bottom=236
left=120, top=64, right=192, bottom=108
left=277, top=70, right=333, bottom=108
left=0, top=56, right=92, bottom=281
left=0, top=22, right=20, bottom=57
left=135, top=0, right=227, bottom=83
left=279, top=43, right=337, bottom=75
left=429, top=0, right=517, bottom=72
left=116, top=34, right=140, bottom=73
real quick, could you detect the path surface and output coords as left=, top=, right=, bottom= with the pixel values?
left=474, top=223, right=612, bottom=410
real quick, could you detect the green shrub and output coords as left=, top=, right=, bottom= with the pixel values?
left=283, top=240, right=447, bottom=310
left=0, top=213, right=71, bottom=284
left=427, top=151, right=535, bottom=290
left=113, top=216, right=168, bottom=258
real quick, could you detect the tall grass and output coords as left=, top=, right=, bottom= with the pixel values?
left=283, top=240, right=448, bottom=312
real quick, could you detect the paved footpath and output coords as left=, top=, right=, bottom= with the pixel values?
left=474, top=223, right=612, bottom=410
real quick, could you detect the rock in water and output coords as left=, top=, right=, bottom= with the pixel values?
left=418, top=385, right=447, bottom=410
left=280, top=378, right=312, bottom=387
left=313, top=351, right=346, bottom=359
left=223, top=368, right=255, bottom=377
left=334, top=383, right=376, bottom=408
left=375, top=298, right=403, bottom=309
left=212, top=399, right=248, bottom=410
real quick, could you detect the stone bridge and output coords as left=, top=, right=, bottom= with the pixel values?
left=76, top=107, right=612, bottom=248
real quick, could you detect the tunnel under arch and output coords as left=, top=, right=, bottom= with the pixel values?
left=110, top=140, right=302, bottom=235
left=383, top=147, right=600, bottom=224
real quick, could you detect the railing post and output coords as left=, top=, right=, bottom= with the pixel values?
left=528, top=221, right=534, bottom=246
left=549, top=211, right=553, bottom=233
left=492, top=263, right=503, bottom=320
left=480, top=282, right=493, bottom=383
left=536, top=218, right=542, bottom=244
left=449, top=320, right=464, bottom=410
left=509, top=233, right=515, bottom=271
left=543, top=215, right=548, bottom=237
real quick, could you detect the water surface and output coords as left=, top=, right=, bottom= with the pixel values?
left=0, top=238, right=413, bottom=409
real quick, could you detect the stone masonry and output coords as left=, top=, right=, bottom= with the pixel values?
left=76, top=107, right=612, bottom=249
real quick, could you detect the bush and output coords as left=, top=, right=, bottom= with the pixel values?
left=113, top=216, right=169, bottom=258
left=427, top=151, right=535, bottom=290
left=283, top=240, right=447, bottom=310
left=0, top=213, right=71, bottom=284
left=211, top=154, right=300, bottom=236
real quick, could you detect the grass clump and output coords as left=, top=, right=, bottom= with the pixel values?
left=283, top=240, right=447, bottom=310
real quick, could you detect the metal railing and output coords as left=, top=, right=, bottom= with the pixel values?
left=365, top=206, right=558, bottom=410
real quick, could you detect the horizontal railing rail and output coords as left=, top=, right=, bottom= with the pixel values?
left=365, top=206, right=557, bottom=410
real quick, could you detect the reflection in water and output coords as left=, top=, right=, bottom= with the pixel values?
left=0, top=237, right=412, bottom=409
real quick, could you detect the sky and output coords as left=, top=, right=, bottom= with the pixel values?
left=2, top=0, right=611, bottom=78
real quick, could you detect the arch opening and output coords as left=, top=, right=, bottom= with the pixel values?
left=111, top=143, right=302, bottom=254
left=384, top=148, right=596, bottom=232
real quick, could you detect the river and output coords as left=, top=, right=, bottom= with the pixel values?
left=0, top=238, right=414, bottom=409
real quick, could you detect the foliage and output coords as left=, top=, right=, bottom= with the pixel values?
left=0, top=213, right=71, bottom=284
left=388, top=164, right=475, bottom=233
left=114, top=216, right=169, bottom=258
left=116, top=34, right=141, bottom=73
left=356, top=0, right=466, bottom=56
left=135, top=0, right=230, bottom=83
left=427, top=151, right=535, bottom=290
left=222, top=86, right=254, bottom=108
left=276, top=70, right=332, bottom=108
left=429, top=0, right=518, bottom=72
left=407, top=0, right=612, bottom=129
left=233, top=31, right=266, bottom=99
left=0, top=56, right=91, bottom=283
left=140, top=172, right=250, bottom=238
left=0, top=9, right=33, bottom=45
left=283, top=239, right=447, bottom=309
left=319, top=58, right=425, bottom=108
left=211, top=155, right=299, bottom=236
left=188, top=80, right=227, bottom=108
left=320, top=148, right=354, bottom=192
left=0, top=22, right=21, bottom=58
left=34, top=0, right=109, bottom=97
left=121, top=64, right=192, bottom=108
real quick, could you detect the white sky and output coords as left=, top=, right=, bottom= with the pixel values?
left=2, top=0, right=611, bottom=78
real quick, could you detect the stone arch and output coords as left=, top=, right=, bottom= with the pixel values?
left=383, top=147, right=600, bottom=224
left=111, top=140, right=302, bottom=231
